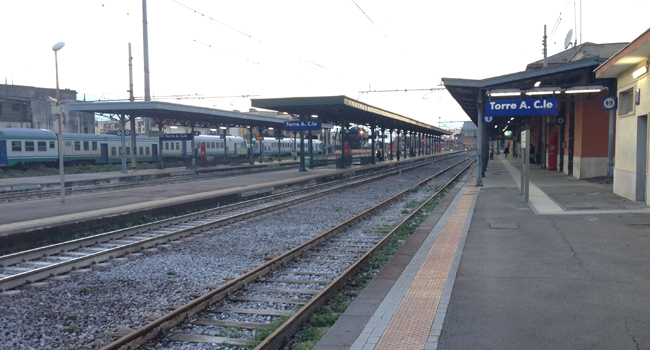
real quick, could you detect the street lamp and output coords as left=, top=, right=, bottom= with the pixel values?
left=52, top=42, right=65, bottom=203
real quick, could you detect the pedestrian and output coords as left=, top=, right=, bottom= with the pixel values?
left=376, top=149, right=381, bottom=162
left=529, top=143, right=536, bottom=164
left=504, top=145, right=510, bottom=158
left=489, top=144, right=494, bottom=160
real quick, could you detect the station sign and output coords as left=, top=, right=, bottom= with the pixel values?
left=256, top=136, right=264, bottom=141
left=116, top=130, right=131, bottom=136
left=485, top=98, right=558, bottom=117
left=284, top=120, right=321, bottom=131
left=162, top=133, right=193, bottom=141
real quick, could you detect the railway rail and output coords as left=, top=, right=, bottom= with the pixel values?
left=97, top=156, right=475, bottom=350
left=0, top=153, right=465, bottom=292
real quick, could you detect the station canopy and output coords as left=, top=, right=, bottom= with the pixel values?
left=443, top=57, right=616, bottom=124
left=68, top=101, right=286, bottom=129
left=251, top=95, right=449, bottom=136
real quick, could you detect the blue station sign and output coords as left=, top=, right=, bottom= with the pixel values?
left=485, top=98, right=558, bottom=117
left=162, top=133, right=193, bottom=141
left=284, top=120, right=321, bottom=131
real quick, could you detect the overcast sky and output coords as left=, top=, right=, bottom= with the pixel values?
left=2, top=0, right=649, bottom=129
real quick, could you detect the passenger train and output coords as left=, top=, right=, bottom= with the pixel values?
left=252, top=137, right=323, bottom=157
left=0, top=127, right=250, bottom=168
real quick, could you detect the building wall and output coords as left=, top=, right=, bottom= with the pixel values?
left=0, top=84, right=94, bottom=133
left=613, top=62, right=650, bottom=202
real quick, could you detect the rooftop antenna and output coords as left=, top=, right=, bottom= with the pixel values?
left=564, top=29, right=574, bottom=49
left=573, top=1, right=578, bottom=46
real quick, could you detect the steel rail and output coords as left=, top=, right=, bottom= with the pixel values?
left=97, top=156, right=475, bottom=350
left=0, top=154, right=461, bottom=291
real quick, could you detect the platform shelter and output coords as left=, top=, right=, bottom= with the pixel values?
left=69, top=100, right=286, bottom=167
left=443, top=43, right=627, bottom=186
left=251, top=95, right=449, bottom=170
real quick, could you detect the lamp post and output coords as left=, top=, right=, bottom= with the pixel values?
left=52, top=42, right=65, bottom=203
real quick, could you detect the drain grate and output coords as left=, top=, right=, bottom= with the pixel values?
left=490, top=223, right=519, bottom=229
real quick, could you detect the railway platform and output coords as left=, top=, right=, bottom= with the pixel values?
left=315, top=153, right=650, bottom=350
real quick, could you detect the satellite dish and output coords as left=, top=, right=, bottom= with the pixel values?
left=564, top=29, right=574, bottom=49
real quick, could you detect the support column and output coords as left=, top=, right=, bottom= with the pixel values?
left=476, top=93, right=484, bottom=187
left=130, top=117, right=137, bottom=170
left=299, top=129, right=306, bottom=171
left=541, top=115, right=547, bottom=169
left=257, top=126, right=265, bottom=164
left=249, top=127, right=254, bottom=165
left=403, top=131, right=408, bottom=159
left=371, top=126, right=376, bottom=164
left=157, top=121, right=164, bottom=169
left=308, top=130, right=314, bottom=169
left=389, top=129, right=394, bottom=160
left=293, top=131, right=297, bottom=160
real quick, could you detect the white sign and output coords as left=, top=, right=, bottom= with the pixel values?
left=521, top=131, right=527, bottom=147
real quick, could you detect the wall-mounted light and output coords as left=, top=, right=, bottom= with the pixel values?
left=534, top=81, right=542, bottom=87
left=311, top=114, right=318, bottom=118
left=210, top=128, right=217, bottom=131
left=633, top=65, right=648, bottom=79
left=170, top=126, right=178, bottom=129
left=219, top=126, right=228, bottom=130
left=565, top=85, right=605, bottom=94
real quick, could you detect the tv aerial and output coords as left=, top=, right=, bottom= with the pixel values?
left=564, top=29, right=574, bottom=49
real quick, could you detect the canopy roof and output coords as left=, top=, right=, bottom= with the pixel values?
left=251, top=95, right=449, bottom=136
left=69, top=101, right=286, bottom=129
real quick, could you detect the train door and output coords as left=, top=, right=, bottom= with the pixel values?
left=100, top=143, right=108, bottom=163
left=152, top=144, right=158, bottom=161
left=0, top=140, right=6, bottom=165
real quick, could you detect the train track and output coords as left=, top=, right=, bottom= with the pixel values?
left=0, top=153, right=465, bottom=292
left=96, top=156, right=475, bottom=350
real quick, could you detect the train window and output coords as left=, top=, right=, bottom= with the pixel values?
left=139, top=147, right=143, bottom=155
left=176, top=142, right=180, bottom=150
left=11, top=141, right=21, bottom=152
left=145, top=147, right=150, bottom=155
left=212, top=142, right=216, bottom=148
left=83, top=141, right=89, bottom=151
left=119, top=147, right=122, bottom=155
left=126, top=147, right=130, bottom=156
left=74, top=141, right=80, bottom=151
left=65, top=141, right=71, bottom=147
left=49, top=141, right=55, bottom=149
left=165, top=142, right=169, bottom=150
left=38, top=141, right=46, bottom=152
left=92, top=141, right=97, bottom=151
left=111, top=147, right=116, bottom=156
left=133, top=147, right=137, bottom=155
left=25, top=141, right=34, bottom=152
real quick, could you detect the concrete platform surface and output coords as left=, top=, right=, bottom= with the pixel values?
left=316, top=154, right=650, bottom=350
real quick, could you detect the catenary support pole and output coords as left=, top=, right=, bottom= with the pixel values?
left=476, top=92, right=484, bottom=187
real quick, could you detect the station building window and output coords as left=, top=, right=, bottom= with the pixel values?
left=619, top=87, right=634, bottom=116
left=11, top=141, right=21, bottom=152
left=38, top=141, right=46, bottom=152
left=25, top=141, right=34, bottom=152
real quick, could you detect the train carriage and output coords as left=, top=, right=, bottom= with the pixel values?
left=0, top=127, right=58, bottom=167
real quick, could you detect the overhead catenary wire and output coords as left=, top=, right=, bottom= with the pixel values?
left=351, top=0, right=376, bottom=27
left=171, top=0, right=252, bottom=38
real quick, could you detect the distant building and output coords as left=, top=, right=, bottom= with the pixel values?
left=0, top=84, right=95, bottom=133
left=96, top=119, right=146, bottom=135
left=461, top=121, right=477, bottom=148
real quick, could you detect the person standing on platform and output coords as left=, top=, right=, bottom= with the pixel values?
left=489, top=144, right=494, bottom=160
left=504, top=145, right=510, bottom=158
left=530, top=143, right=536, bottom=164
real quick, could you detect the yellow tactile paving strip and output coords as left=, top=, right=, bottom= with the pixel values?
left=374, top=186, right=476, bottom=350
